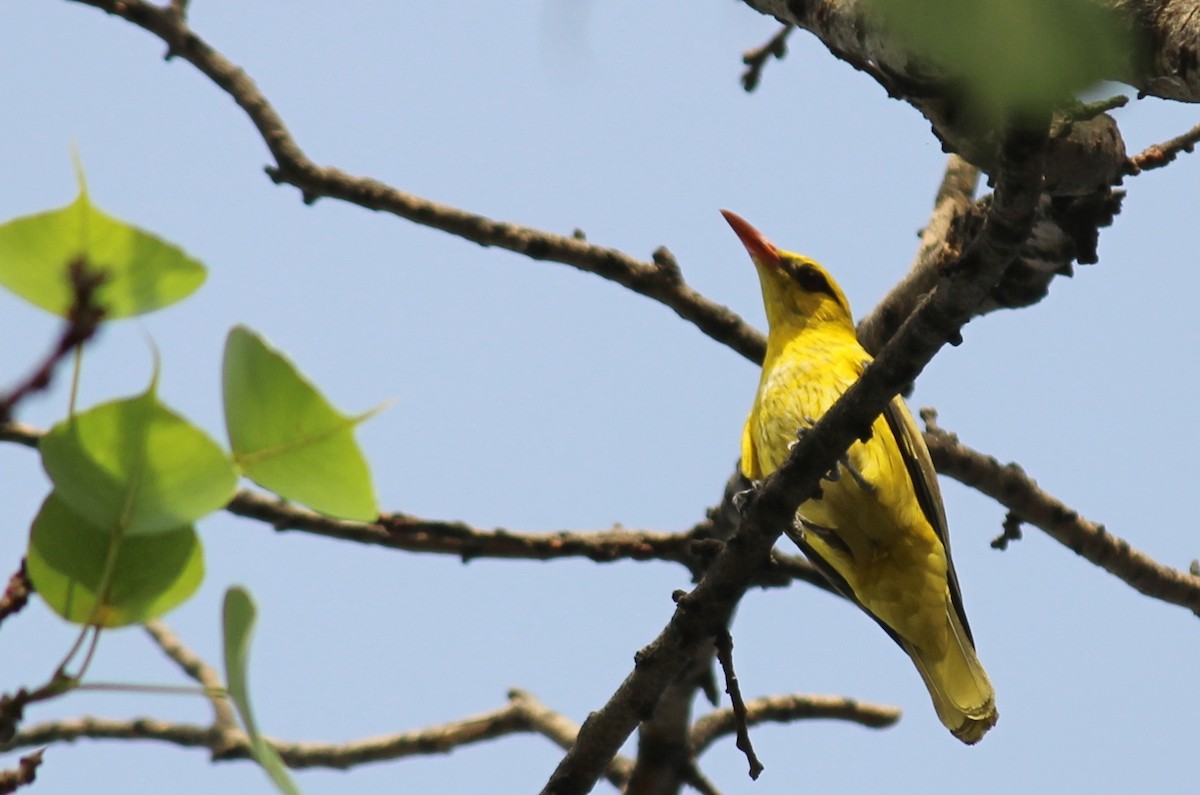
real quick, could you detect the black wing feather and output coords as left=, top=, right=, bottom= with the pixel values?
left=881, top=397, right=976, bottom=646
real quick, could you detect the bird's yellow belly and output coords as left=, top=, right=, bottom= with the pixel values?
left=751, top=354, right=951, bottom=654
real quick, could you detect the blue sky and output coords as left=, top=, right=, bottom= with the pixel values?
left=2, top=2, right=1199, bottom=793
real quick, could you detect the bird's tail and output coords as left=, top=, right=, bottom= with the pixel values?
left=901, top=602, right=998, bottom=744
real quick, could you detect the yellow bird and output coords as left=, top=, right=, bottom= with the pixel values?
left=723, top=209, right=997, bottom=744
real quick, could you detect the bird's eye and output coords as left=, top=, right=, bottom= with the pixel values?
left=789, top=261, right=834, bottom=297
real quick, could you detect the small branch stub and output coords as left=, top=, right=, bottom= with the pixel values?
left=992, top=511, right=1025, bottom=550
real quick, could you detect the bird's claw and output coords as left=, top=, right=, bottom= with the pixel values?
left=788, top=418, right=874, bottom=494
left=732, top=481, right=763, bottom=515
left=788, top=417, right=819, bottom=452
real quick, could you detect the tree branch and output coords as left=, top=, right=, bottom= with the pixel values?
left=1113, top=0, right=1200, bottom=101
left=689, top=694, right=900, bottom=755
left=0, top=688, right=635, bottom=786
left=0, top=424, right=833, bottom=593
left=624, top=639, right=717, bottom=794
left=235, top=490, right=710, bottom=568
left=856, top=154, right=980, bottom=355
left=142, top=621, right=238, bottom=734
left=922, top=411, right=1200, bottom=615
left=858, top=153, right=1123, bottom=361
left=1126, top=119, right=1200, bottom=174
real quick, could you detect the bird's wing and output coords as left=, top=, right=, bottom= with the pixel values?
left=781, top=520, right=907, bottom=648
left=881, top=397, right=976, bottom=646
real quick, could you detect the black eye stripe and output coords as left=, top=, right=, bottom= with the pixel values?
left=785, top=259, right=836, bottom=298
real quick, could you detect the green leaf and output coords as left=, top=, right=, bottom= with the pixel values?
left=867, top=0, right=1134, bottom=124
left=40, top=384, right=238, bottom=536
left=222, top=587, right=303, bottom=795
left=0, top=179, right=205, bottom=319
left=223, top=325, right=379, bottom=521
left=26, top=493, right=203, bottom=627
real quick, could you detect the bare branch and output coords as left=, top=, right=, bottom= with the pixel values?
left=540, top=122, right=1049, bottom=795
left=0, top=690, right=634, bottom=785
left=1, top=714, right=222, bottom=756
left=625, top=638, right=717, bottom=795
left=142, top=622, right=237, bottom=734
left=1126, top=119, right=1200, bottom=174
left=922, top=411, right=1200, bottom=615
left=504, top=690, right=633, bottom=790
left=859, top=153, right=1122, bottom=362
left=233, top=490, right=704, bottom=567
left=857, top=154, right=980, bottom=355
left=689, top=694, right=901, bottom=755
left=1, top=425, right=832, bottom=595
left=507, top=689, right=633, bottom=788
left=740, top=24, right=794, bottom=92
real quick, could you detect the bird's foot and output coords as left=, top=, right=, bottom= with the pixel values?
left=786, top=417, right=820, bottom=452
left=732, top=480, right=763, bottom=515
left=788, top=419, right=876, bottom=495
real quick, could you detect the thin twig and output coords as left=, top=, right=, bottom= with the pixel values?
left=142, top=621, right=238, bottom=733
left=922, top=410, right=1200, bottom=615
left=712, top=629, right=762, bottom=780
left=741, top=24, right=793, bottom=92
left=1125, top=120, right=1200, bottom=174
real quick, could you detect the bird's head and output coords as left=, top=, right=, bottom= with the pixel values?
left=721, top=209, right=853, bottom=334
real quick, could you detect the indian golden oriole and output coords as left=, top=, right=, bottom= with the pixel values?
left=723, top=209, right=997, bottom=744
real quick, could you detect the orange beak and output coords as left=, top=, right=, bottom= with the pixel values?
left=721, top=209, right=780, bottom=269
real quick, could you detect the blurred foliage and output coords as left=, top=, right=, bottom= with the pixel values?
left=868, top=0, right=1136, bottom=126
